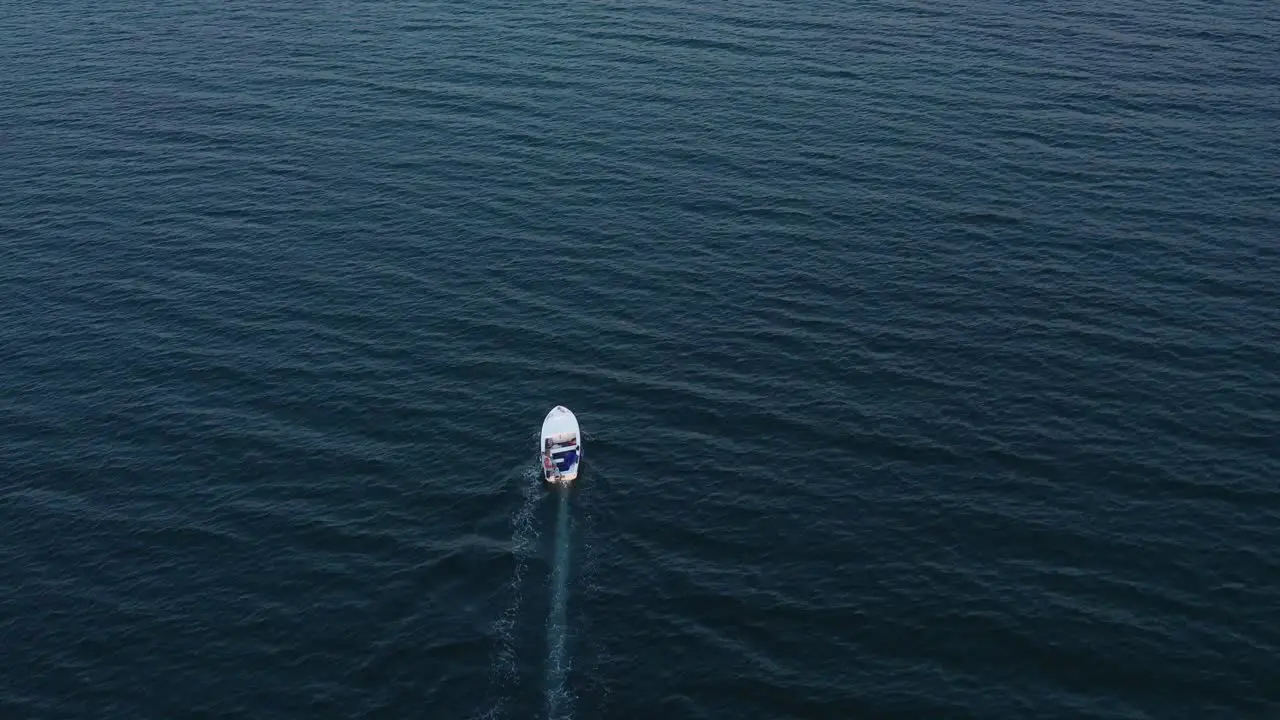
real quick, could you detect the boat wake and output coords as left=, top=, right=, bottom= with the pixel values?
left=545, top=484, right=574, bottom=719
left=483, top=463, right=542, bottom=718
left=482, top=433, right=608, bottom=719
left=547, top=446, right=616, bottom=718
left=572, top=457, right=617, bottom=716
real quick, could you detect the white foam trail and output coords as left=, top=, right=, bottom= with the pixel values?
left=486, top=464, right=542, bottom=717
left=545, top=485, right=574, bottom=719
left=574, top=469, right=614, bottom=716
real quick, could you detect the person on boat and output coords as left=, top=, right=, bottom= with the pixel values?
left=555, top=448, right=577, bottom=472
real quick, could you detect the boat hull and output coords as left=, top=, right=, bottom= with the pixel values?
left=540, top=406, right=581, bottom=484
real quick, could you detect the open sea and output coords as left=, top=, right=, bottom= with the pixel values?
left=2, top=1, right=1278, bottom=718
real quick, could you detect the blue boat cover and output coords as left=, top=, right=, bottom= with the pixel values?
left=553, top=449, right=578, bottom=471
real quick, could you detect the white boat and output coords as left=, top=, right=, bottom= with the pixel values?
left=540, top=405, right=582, bottom=484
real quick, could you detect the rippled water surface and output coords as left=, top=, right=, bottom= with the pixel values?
left=2, top=1, right=1278, bottom=718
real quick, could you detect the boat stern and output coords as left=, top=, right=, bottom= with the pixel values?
left=546, top=468, right=579, bottom=485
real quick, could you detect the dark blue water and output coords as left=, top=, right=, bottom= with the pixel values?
left=2, top=1, right=1278, bottom=717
